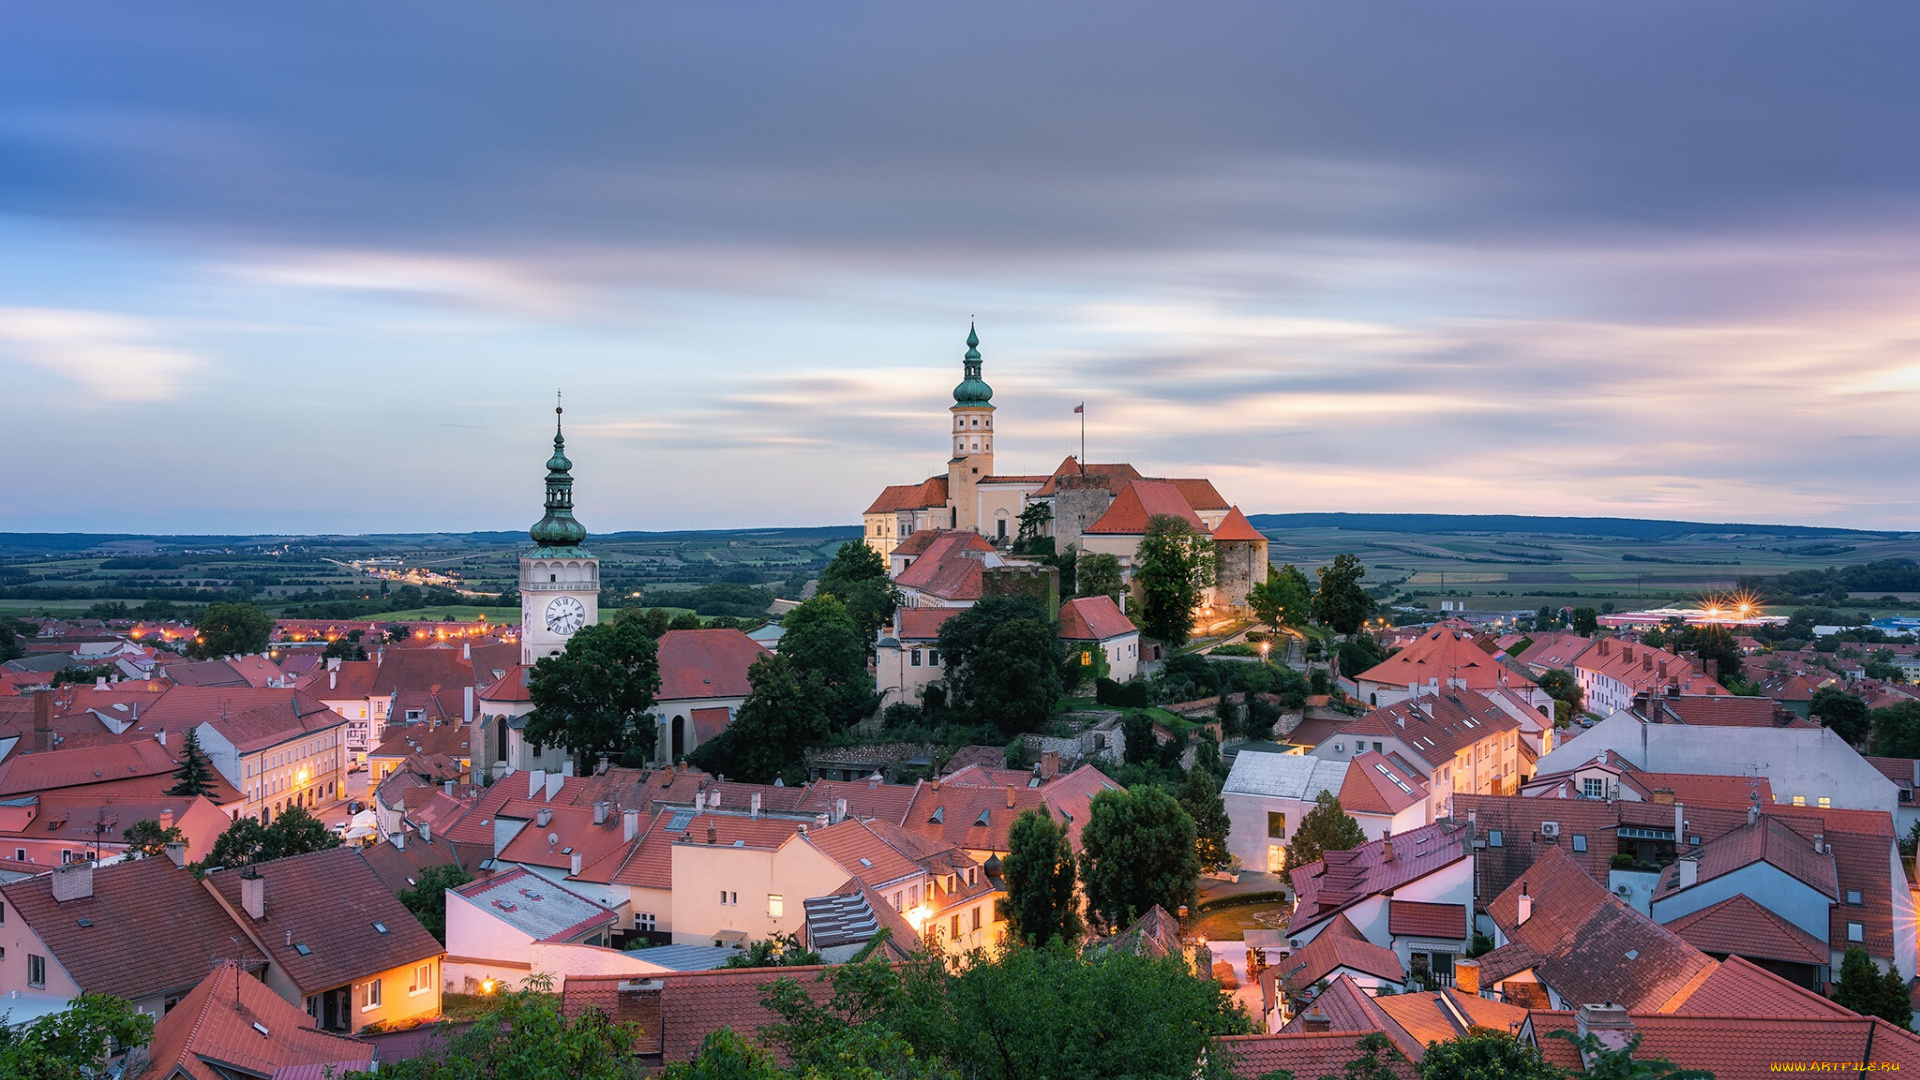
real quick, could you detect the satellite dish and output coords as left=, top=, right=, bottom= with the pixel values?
left=547, top=832, right=559, bottom=847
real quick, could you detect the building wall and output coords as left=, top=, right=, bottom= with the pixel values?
left=1224, top=790, right=1336, bottom=878
left=520, top=556, right=600, bottom=666
left=1648, top=863, right=1833, bottom=945
left=444, top=893, right=538, bottom=991
left=343, top=956, right=441, bottom=1034
left=668, top=837, right=847, bottom=945
left=1051, top=477, right=1116, bottom=555
left=876, top=640, right=945, bottom=709
left=200, top=720, right=349, bottom=822
left=947, top=406, right=994, bottom=534
left=650, top=695, right=750, bottom=765
left=975, top=484, right=1037, bottom=546
left=0, top=911, right=83, bottom=1012
left=1212, top=539, right=1267, bottom=614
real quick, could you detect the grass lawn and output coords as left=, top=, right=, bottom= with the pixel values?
left=1190, top=901, right=1293, bottom=942
left=1056, top=696, right=1100, bottom=713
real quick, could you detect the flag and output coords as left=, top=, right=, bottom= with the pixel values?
left=1073, top=403, right=1084, bottom=413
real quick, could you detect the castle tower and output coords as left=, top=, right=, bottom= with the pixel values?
left=520, top=403, right=599, bottom=665
left=947, top=323, right=995, bottom=533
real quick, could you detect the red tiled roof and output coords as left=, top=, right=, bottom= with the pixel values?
left=0, top=737, right=180, bottom=796
left=1031, top=458, right=1142, bottom=497
left=1525, top=1010, right=1920, bottom=1079
left=1763, top=805, right=1900, bottom=961
left=891, top=532, right=995, bottom=602
left=1662, top=897, right=1832, bottom=969
left=1635, top=695, right=1811, bottom=728
left=1084, top=479, right=1208, bottom=535
left=1, top=858, right=266, bottom=1002
left=892, top=607, right=963, bottom=642
left=1355, top=630, right=1539, bottom=696
left=803, top=819, right=926, bottom=888
left=1670, top=955, right=1855, bottom=1018
left=1620, top=771, right=1774, bottom=808
left=1339, top=752, right=1427, bottom=816
left=1340, top=690, right=1523, bottom=773
left=863, top=476, right=949, bottom=515
left=477, top=664, right=533, bottom=703
left=299, top=660, right=379, bottom=701
left=205, top=847, right=442, bottom=996
left=901, top=782, right=1047, bottom=853
left=1653, top=817, right=1838, bottom=902
left=1209, top=506, right=1265, bottom=542
left=135, top=962, right=370, bottom=1080
left=1483, top=847, right=1715, bottom=1013
left=370, top=649, right=474, bottom=697
left=1161, top=478, right=1230, bottom=512
left=1284, top=913, right=1405, bottom=990
left=1289, top=821, right=1472, bottom=934
left=1387, top=900, right=1467, bottom=940
left=1057, top=596, right=1136, bottom=641
left=496, top=803, right=635, bottom=874
left=1578, top=638, right=1728, bottom=697
left=612, top=812, right=805, bottom=890
left=655, top=629, right=770, bottom=702
left=1512, top=632, right=1596, bottom=671
left=1038, top=764, right=1122, bottom=850
left=1372, top=987, right=1530, bottom=1059
left=1218, top=1031, right=1415, bottom=1080
left=794, top=778, right=919, bottom=827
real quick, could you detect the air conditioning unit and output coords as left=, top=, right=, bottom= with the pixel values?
left=1540, top=821, right=1560, bottom=838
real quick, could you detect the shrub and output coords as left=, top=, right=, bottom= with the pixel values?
left=1095, top=676, right=1150, bottom=708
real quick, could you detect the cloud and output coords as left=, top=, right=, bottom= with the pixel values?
left=0, top=307, right=205, bottom=402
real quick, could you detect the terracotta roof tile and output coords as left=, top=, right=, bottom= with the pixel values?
left=795, top=779, right=920, bottom=826
left=863, top=476, right=949, bottom=516
left=134, top=962, right=370, bottom=1080
left=1084, top=479, right=1208, bottom=535
left=1653, top=817, right=1838, bottom=902
left=1031, top=459, right=1142, bottom=497
left=1057, top=596, right=1136, bottom=641
left=1525, top=1010, right=1920, bottom=1079
left=901, top=782, right=1048, bottom=853
left=1208, top=506, right=1266, bottom=542
left=1671, top=955, right=1854, bottom=1017
left=891, top=607, right=963, bottom=641
left=1387, top=900, right=1467, bottom=940
left=1355, top=631, right=1539, bottom=697
left=1288, top=821, right=1472, bottom=934
left=1218, top=1030, right=1415, bottom=1080
left=656, top=629, right=770, bottom=702
left=1339, top=751, right=1427, bottom=816
left=1283, top=913, right=1406, bottom=990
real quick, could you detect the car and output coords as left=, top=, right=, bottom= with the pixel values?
left=348, top=800, right=366, bottom=814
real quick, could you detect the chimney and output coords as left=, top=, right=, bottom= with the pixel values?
left=750, top=793, right=762, bottom=820
left=1041, top=751, right=1060, bottom=780
left=328, top=657, right=342, bottom=672
left=1674, top=801, right=1685, bottom=847
left=708, top=789, right=721, bottom=808
left=561, top=760, right=575, bottom=778
left=536, top=807, right=553, bottom=827
left=1813, top=832, right=1824, bottom=854
left=1650, top=788, right=1674, bottom=805
left=833, top=798, right=848, bottom=823
left=1574, top=1004, right=1636, bottom=1064
left=695, top=791, right=707, bottom=814
left=1622, top=645, right=1634, bottom=664
left=420, top=820, right=431, bottom=843
left=164, top=841, right=187, bottom=868
left=95, top=675, right=107, bottom=691
left=445, top=779, right=454, bottom=796
left=1301, top=1008, right=1331, bottom=1033
left=530, top=769, right=546, bottom=799
left=160, top=808, right=174, bottom=832
left=1703, top=658, right=1719, bottom=682
left=593, top=801, right=610, bottom=825
left=156, top=728, right=167, bottom=748
left=624, top=808, right=641, bottom=842
left=1516, top=882, right=1532, bottom=926
left=393, top=827, right=405, bottom=850
left=1454, top=958, right=1480, bottom=996
left=1677, top=856, right=1698, bottom=889
left=1381, top=831, right=1395, bottom=862
left=462, top=641, right=471, bottom=660
left=464, top=686, right=474, bottom=726
left=1657, top=660, right=1668, bottom=679
left=1747, top=803, right=1761, bottom=825
left=32, top=690, right=52, bottom=752
left=1641, top=655, right=1651, bottom=672
left=1598, top=639, right=1610, bottom=657
left=1005, top=787, right=1015, bottom=809
left=707, top=823, right=718, bottom=845
left=545, top=772, right=563, bottom=802
left=241, top=872, right=266, bottom=920
left=51, top=861, right=95, bottom=903
left=570, top=851, right=582, bottom=876
left=329, top=670, right=338, bottom=691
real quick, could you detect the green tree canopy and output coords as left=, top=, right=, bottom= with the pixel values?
left=1311, top=554, right=1374, bottom=635
left=1417, top=1028, right=1565, bottom=1080
left=1870, top=701, right=1920, bottom=758
left=1013, top=503, right=1055, bottom=556
left=1284, top=791, right=1367, bottom=873
left=189, top=602, right=273, bottom=659
left=817, top=541, right=899, bottom=641
left=348, top=985, right=644, bottom=1080
left=1247, top=563, right=1312, bottom=632
left=999, top=809, right=1083, bottom=946
left=194, top=804, right=341, bottom=873
left=526, top=618, right=662, bottom=770
left=122, top=818, right=185, bottom=860
left=936, top=596, right=1065, bottom=735
left=398, top=863, right=475, bottom=944
left=1810, top=686, right=1871, bottom=746
left=1537, top=668, right=1584, bottom=724
left=1134, top=516, right=1216, bottom=648
left=165, top=727, right=218, bottom=797
left=0, top=994, right=156, bottom=1080
left=687, top=653, right=830, bottom=784
left=1571, top=607, right=1599, bottom=636
left=1075, top=552, right=1124, bottom=602
left=1177, top=765, right=1233, bottom=873
left=1078, top=785, right=1201, bottom=932
left=720, top=932, right=823, bottom=969
left=778, top=595, right=878, bottom=728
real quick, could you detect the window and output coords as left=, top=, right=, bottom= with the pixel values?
left=768, top=894, right=784, bottom=918
left=411, top=962, right=432, bottom=995
left=10, top=849, right=20, bottom=863
left=636, top=912, right=657, bottom=931
left=908, top=885, right=920, bottom=907
left=1267, top=812, right=1287, bottom=840
left=972, top=906, right=982, bottom=931
left=1847, top=890, right=1864, bottom=905
left=1571, top=835, right=1588, bottom=853
left=1489, top=830, right=1504, bottom=848
left=952, top=914, right=961, bottom=939
left=1818, top=797, right=1832, bottom=809
left=1793, top=795, right=1806, bottom=806
left=61, top=850, right=74, bottom=865
left=1848, top=922, right=1865, bottom=943
left=893, top=892, right=903, bottom=910
left=928, top=650, right=940, bottom=666
left=720, top=891, right=738, bottom=906
left=29, top=953, right=46, bottom=988
left=1582, top=778, right=1606, bottom=799
left=910, top=650, right=922, bottom=667
left=364, top=979, right=382, bottom=1009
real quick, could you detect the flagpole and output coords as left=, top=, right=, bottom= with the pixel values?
left=1079, top=402, right=1085, bottom=474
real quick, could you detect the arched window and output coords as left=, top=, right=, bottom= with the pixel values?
left=672, top=715, right=686, bottom=761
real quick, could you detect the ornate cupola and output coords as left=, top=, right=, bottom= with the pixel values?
left=947, top=323, right=997, bottom=534
left=529, top=404, right=589, bottom=551
left=952, top=323, right=994, bottom=407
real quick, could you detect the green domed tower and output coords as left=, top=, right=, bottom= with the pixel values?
left=948, top=323, right=997, bottom=534
left=521, top=402, right=599, bottom=664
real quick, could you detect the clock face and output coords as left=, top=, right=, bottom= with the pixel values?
left=545, top=595, right=587, bottom=635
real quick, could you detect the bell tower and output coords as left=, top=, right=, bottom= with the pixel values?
left=521, top=400, right=600, bottom=665
left=947, top=323, right=995, bottom=534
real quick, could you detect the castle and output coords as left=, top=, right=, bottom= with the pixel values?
left=861, top=326, right=1269, bottom=614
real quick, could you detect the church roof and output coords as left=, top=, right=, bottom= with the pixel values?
left=1211, top=507, right=1266, bottom=542
left=1084, top=479, right=1209, bottom=535
left=529, top=404, right=588, bottom=549
left=864, top=476, right=950, bottom=515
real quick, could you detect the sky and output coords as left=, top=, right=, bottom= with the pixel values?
left=3, top=3, right=1919, bottom=534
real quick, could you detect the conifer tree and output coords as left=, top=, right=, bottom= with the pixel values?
left=166, top=728, right=218, bottom=797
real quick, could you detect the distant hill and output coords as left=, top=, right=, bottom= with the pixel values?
left=0, top=525, right=863, bottom=556
left=1244, top=512, right=1903, bottom=541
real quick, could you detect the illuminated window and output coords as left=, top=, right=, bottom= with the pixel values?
left=768, top=894, right=784, bottom=918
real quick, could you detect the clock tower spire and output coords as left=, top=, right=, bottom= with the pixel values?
left=521, top=397, right=600, bottom=664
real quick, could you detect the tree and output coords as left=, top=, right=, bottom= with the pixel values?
left=0, top=994, right=156, bottom=1080
left=999, top=809, right=1083, bottom=946
left=937, top=596, right=1066, bottom=735
left=1078, top=786, right=1201, bottom=932
left=1177, top=765, right=1232, bottom=873
left=1537, top=668, right=1584, bottom=721
left=197, top=817, right=270, bottom=872
left=1312, top=554, right=1375, bottom=635
left=189, top=602, right=273, bottom=659
left=349, top=986, right=645, bottom=1080
left=817, top=541, right=899, bottom=640
left=615, top=605, right=676, bottom=639
left=1571, top=607, right=1599, bottom=637
left=1247, top=564, right=1312, bottom=632
left=166, top=728, right=218, bottom=797
left=661, top=1029, right=786, bottom=1080
left=721, top=932, right=823, bottom=969
left=1133, top=516, right=1216, bottom=648
left=398, top=863, right=475, bottom=944
left=259, top=804, right=341, bottom=859
left=0, top=621, right=23, bottom=664
left=526, top=619, right=662, bottom=770
left=1012, top=503, right=1054, bottom=556
left=670, top=611, right=706, bottom=630
left=1880, top=962, right=1915, bottom=1030
left=1284, top=792, right=1366, bottom=873
left=1833, top=946, right=1912, bottom=1027
left=1870, top=701, right=1920, bottom=758
left=688, top=653, right=830, bottom=784
left=322, top=633, right=369, bottom=662
left=1075, top=552, right=1124, bottom=602
left=122, top=818, right=185, bottom=860
left=1810, top=687, right=1871, bottom=746
left=778, top=595, right=878, bottom=728
left=1417, top=1028, right=1565, bottom=1080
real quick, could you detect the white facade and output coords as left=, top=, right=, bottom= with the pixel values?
left=1222, top=752, right=1349, bottom=876
left=520, top=555, right=599, bottom=665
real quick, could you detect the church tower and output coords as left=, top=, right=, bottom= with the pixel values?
left=520, top=403, right=599, bottom=665
left=947, top=323, right=995, bottom=533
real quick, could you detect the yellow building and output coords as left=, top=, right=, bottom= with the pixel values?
left=190, top=691, right=351, bottom=823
